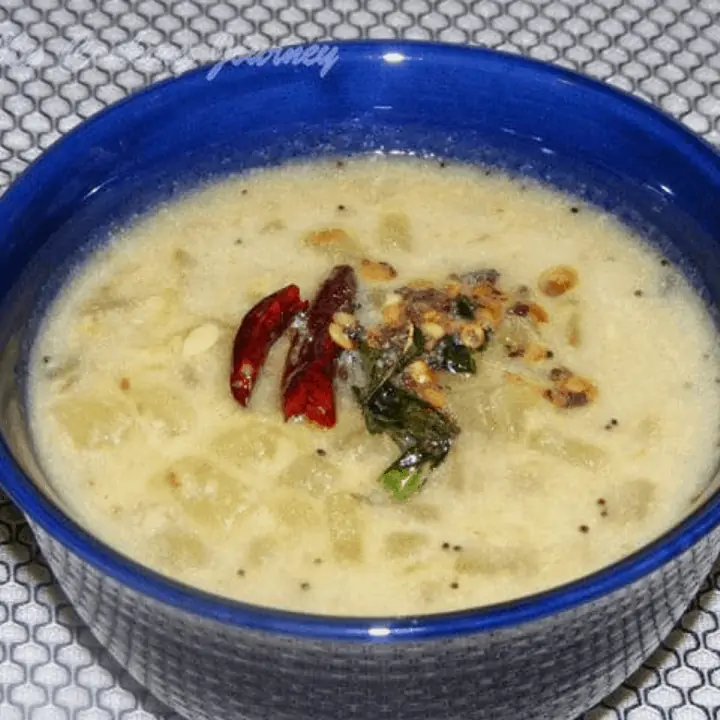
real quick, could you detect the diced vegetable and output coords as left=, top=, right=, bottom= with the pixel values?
left=377, top=212, right=412, bottom=251
left=151, top=456, right=249, bottom=527
left=326, top=493, right=364, bottom=562
left=384, top=531, right=429, bottom=558
left=149, top=528, right=209, bottom=571
left=246, top=534, right=279, bottom=568
left=132, top=383, right=195, bottom=437
left=528, top=429, right=606, bottom=469
left=454, top=546, right=534, bottom=576
left=210, top=422, right=278, bottom=464
left=270, top=491, right=321, bottom=529
left=51, top=394, right=135, bottom=449
left=277, top=454, right=339, bottom=497
left=490, top=383, right=540, bottom=441
left=616, top=478, right=655, bottom=521
left=397, top=503, right=442, bottom=522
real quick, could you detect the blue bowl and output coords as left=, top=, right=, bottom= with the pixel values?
left=1, top=40, right=720, bottom=720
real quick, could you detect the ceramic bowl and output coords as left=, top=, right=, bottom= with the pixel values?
left=1, top=41, right=720, bottom=720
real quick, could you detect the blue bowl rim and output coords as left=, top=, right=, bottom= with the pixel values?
left=1, top=39, right=719, bottom=642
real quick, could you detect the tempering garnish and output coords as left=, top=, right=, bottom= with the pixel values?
left=341, top=266, right=594, bottom=498
left=353, top=337, right=460, bottom=500
left=538, top=265, right=578, bottom=298
left=230, top=284, right=308, bottom=407
left=228, top=260, right=599, bottom=499
left=283, top=265, right=357, bottom=427
left=229, top=266, right=357, bottom=427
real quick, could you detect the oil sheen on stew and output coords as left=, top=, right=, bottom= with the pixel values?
left=29, top=157, right=720, bottom=616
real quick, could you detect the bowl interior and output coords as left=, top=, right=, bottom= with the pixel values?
left=1, top=41, right=720, bottom=638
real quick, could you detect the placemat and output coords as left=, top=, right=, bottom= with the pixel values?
left=0, top=1, right=719, bottom=718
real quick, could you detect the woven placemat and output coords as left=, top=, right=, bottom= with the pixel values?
left=1, top=1, right=719, bottom=718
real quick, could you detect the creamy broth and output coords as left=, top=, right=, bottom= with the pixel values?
left=29, top=157, right=720, bottom=616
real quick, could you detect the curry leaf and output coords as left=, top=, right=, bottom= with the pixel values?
left=379, top=439, right=453, bottom=500
left=454, top=294, right=476, bottom=320
left=356, top=327, right=425, bottom=402
left=434, top=336, right=477, bottom=375
left=380, top=460, right=427, bottom=500
left=352, top=329, right=460, bottom=500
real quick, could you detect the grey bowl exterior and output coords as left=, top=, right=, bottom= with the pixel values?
left=33, top=520, right=720, bottom=720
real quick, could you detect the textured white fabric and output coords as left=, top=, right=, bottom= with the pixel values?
left=0, top=1, right=718, bottom=717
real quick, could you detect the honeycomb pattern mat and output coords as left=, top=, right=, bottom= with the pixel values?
left=0, top=0, right=719, bottom=718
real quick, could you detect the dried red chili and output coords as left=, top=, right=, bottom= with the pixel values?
left=282, top=265, right=357, bottom=427
left=230, top=285, right=308, bottom=407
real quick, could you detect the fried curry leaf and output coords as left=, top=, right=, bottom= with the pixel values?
left=380, top=449, right=437, bottom=500
left=379, top=405, right=456, bottom=500
left=357, top=326, right=425, bottom=400
left=353, top=339, right=459, bottom=500
left=454, top=294, right=476, bottom=320
left=434, top=336, right=477, bottom=375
